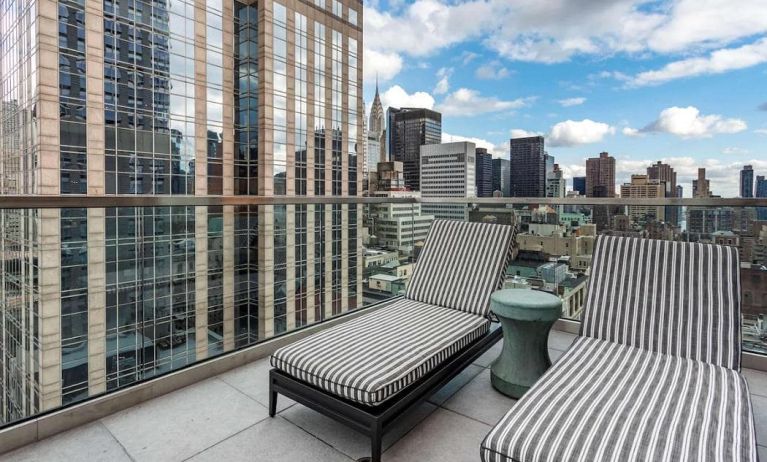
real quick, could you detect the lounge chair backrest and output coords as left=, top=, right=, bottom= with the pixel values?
left=581, top=235, right=741, bottom=370
left=406, top=219, right=517, bottom=317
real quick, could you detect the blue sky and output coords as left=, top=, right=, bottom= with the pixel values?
left=361, top=0, right=767, bottom=196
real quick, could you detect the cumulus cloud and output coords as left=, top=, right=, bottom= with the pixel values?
left=631, top=38, right=767, bottom=86
left=442, top=133, right=506, bottom=157
left=475, top=61, right=512, bottom=80
left=380, top=85, right=436, bottom=111
left=433, top=67, right=452, bottom=95
left=437, top=89, right=535, bottom=117
left=510, top=128, right=543, bottom=138
left=558, top=97, right=586, bottom=107
left=548, top=119, right=615, bottom=147
left=622, top=127, right=643, bottom=137
left=756, top=128, right=767, bottom=135
left=632, top=106, right=748, bottom=138
left=364, top=0, right=767, bottom=82
left=363, top=49, right=403, bottom=83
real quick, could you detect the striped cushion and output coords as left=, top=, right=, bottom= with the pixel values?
left=406, top=220, right=517, bottom=317
left=581, top=235, right=741, bottom=370
left=481, top=337, right=757, bottom=462
left=270, top=298, right=489, bottom=406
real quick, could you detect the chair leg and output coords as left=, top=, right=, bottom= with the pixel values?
left=370, top=423, right=382, bottom=462
left=269, top=382, right=277, bottom=417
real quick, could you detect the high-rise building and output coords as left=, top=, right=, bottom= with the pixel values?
left=586, top=152, right=615, bottom=198
left=420, top=142, right=476, bottom=220
left=620, top=175, right=665, bottom=224
left=475, top=148, right=493, bottom=197
left=546, top=164, right=567, bottom=215
left=366, top=79, right=385, bottom=178
left=676, top=185, right=684, bottom=198
left=585, top=152, right=616, bottom=230
left=370, top=161, right=406, bottom=193
left=757, top=176, right=767, bottom=220
left=0, top=0, right=363, bottom=424
left=647, top=161, right=679, bottom=226
left=492, top=158, right=511, bottom=197
left=693, top=168, right=711, bottom=198
left=387, top=107, right=442, bottom=191
left=572, top=177, right=586, bottom=196
left=510, top=136, right=546, bottom=197
left=741, top=165, right=755, bottom=198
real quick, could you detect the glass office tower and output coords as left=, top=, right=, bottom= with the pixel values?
left=0, top=0, right=362, bottom=424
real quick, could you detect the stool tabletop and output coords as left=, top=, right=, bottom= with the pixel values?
left=490, top=289, right=562, bottom=322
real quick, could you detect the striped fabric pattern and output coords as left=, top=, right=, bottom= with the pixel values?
left=480, top=337, right=758, bottom=462
left=580, top=235, right=741, bottom=370
left=270, top=298, right=489, bottom=406
left=406, top=220, right=517, bottom=317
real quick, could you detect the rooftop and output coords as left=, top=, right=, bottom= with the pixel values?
left=4, top=329, right=767, bottom=462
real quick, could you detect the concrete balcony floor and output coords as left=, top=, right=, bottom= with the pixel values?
left=4, top=330, right=767, bottom=462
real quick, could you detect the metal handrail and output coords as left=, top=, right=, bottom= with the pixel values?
left=0, top=195, right=765, bottom=208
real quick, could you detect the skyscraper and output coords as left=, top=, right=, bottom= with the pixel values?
left=586, top=152, right=616, bottom=198
left=387, top=107, right=442, bottom=191
left=475, top=148, right=494, bottom=197
left=420, top=142, right=476, bottom=220
left=741, top=165, right=755, bottom=198
left=757, top=176, right=767, bottom=220
left=620, top=175, right=665, bottom=224
left=572, top=177, right=586, bottom=196
left=546, top=164, right=566, bottom=199
left=693, top=168, right=711, bottom=197
left=492, top=158, right=511, bottom=197
left=647, top=161, right=679, bottom=226
left=510, top=136, right=546, bottom=197
left=366, top=78, right=385, bottom=177
left=0, top=0, right=363, bottom=424
left=585, top=152, right=616, bottom=230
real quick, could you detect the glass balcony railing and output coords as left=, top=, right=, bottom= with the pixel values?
left=0, top=195, right=765, bottom=430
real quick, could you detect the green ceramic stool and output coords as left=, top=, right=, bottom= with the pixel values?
left=490, top=289, right=562, bottom=399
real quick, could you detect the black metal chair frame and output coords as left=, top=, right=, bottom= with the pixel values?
left=269, top=324, right=501, bottom=462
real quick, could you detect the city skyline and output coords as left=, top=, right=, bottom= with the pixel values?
left=362, top=0, right=767, bottom=197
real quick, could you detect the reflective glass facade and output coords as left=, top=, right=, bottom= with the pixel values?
left=0, top=0, right=363, bottom=426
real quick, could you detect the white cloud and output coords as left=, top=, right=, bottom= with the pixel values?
left=646, top=0, right=767, bottom=53
left=442, top=132, right=506, bottom=157
left=460, top=51, right=480, bottom=65
left=433, top=67, right=452, bottom=95
left=631, top=38, right=767, bottom=86
left=363, top=49, right=403, bottom=83
left=722, top=147, right=749, bottom=155
left=548, top=119, right=615, bottom=147
left=364, top=0, right=492, bottom=57
left=364, top=0, right=767, bottom=83
left=437, top=88, right=534, bottom=117
left=637, top=106, right=748, bottom=138
left=510, top=129, right=543, bottom=138
left=379, top=85, right=436, bottom=111
left=475, top=61, right=512, bottom=80
left=756, top=128, right=767, bottom=135
left=622, top=127, right=643, bottom=137
left=557, top=97, right=586, bottom=107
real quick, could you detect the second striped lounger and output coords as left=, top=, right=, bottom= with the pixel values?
left=481, top=235, right=758, bottom=462
left=268, top=219, right=517, bottom=462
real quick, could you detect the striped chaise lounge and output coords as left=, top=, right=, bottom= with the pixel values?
left=481, top=235, right=758, bottom=462
left=269, top=219, right=517, bottom=462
